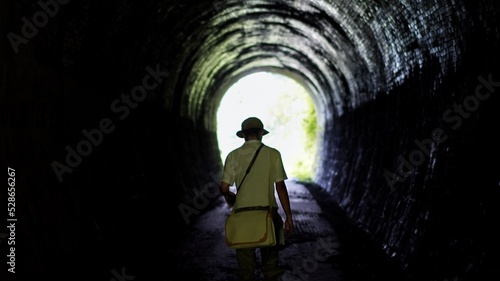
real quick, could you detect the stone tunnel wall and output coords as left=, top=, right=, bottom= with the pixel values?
left=320, top=64, right=500, bottom=280
left=315, top=1, right=500, bottom=280
left=1, top=0, right=499, bottom=280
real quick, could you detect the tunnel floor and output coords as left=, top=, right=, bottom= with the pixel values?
left=162, top=181, right=409, bottom=281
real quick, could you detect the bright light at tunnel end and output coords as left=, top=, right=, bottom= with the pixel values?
left=216, top=71, right=319, bottom=182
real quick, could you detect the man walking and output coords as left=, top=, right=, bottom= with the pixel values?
left=220, top=117, right=294, bottom=281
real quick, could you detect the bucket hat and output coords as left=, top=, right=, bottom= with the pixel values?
left=236, top=117, right=269, bottom=138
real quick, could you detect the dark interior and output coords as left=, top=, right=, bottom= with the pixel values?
left=2, top=0, right=500, bottom=280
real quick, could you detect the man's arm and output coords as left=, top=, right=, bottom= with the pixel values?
left=276, top=181, right=294, bottom=235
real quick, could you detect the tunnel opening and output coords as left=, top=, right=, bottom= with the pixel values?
left=216, top=70, right=320, bottom=182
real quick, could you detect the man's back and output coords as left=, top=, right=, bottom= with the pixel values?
left=222, top=140, right=287, bottom=209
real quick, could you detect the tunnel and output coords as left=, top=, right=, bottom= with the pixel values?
left=2, top=0, right=500, bottom=280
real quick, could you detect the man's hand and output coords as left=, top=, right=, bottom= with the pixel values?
left=284, top=217, right=294, bottom=236
left=220, top=182, right=235, bottom=207
left=224, top=191, right=236, bottom=207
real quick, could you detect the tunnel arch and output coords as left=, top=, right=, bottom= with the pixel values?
left=135, top=0, right=500, bottom=277
left=156, top=0, right=499, bottom=277
left=164, top=0, right=475, bottom=183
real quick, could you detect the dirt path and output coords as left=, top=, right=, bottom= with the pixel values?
left=165, top=180, right=408, bottom=281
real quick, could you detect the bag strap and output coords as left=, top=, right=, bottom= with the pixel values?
left=237, top=143, right=264, bottom=192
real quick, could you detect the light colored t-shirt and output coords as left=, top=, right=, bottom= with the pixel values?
left=221, top=140, right=287, bottom=209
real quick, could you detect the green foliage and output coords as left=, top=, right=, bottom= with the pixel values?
left=290, top=97, right=318, bottom=182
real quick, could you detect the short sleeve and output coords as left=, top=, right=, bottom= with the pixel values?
left=221, top=152, right=235, bottom=185
left=274, top=150, right=288, bottom=182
